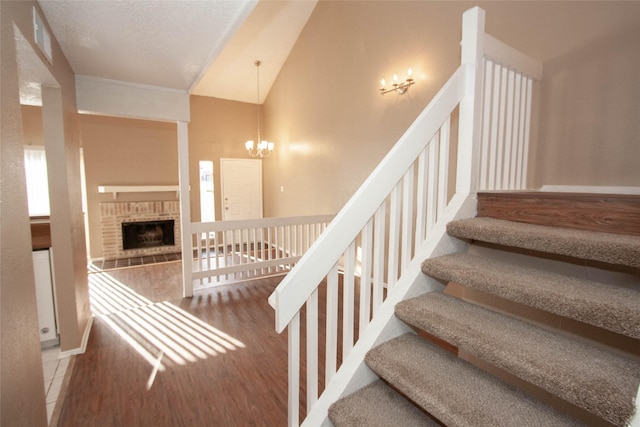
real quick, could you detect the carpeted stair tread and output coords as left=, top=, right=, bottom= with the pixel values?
left=421, top=253, right=640, bottom=338
left=328, top=380, right=441, bottom=427
left=446, top=217, right=640, bottom=269
left=365, top=334, right=583, bottom=427
left=395, top=293, right=640, bottom=426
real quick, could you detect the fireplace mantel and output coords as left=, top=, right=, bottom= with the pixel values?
left=98, top=185, right=179, bottom=199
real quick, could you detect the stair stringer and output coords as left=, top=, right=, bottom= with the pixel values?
left=631, top=388, right=640, bottom=427
left=302, top=192, right=477, bottom=427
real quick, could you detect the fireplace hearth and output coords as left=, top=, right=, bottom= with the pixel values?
left=99, top=201, right=181, bottom=259
left=122, top=220, right=175, bottom=250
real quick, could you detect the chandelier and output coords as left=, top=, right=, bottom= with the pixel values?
left=245, top=60, right=274, bottom=157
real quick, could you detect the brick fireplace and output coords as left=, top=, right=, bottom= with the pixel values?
left=99, top=201, right=181, bottom=260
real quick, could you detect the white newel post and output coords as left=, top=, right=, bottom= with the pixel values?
left=177, top=121, right=193, bottom=297
left=456, top=6, right=485, bottom=196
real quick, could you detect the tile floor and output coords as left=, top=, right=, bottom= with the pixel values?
left=42, top=346, right=71, bottom=425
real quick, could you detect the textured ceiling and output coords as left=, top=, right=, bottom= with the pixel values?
left=36, top=0, right=317, bottom=105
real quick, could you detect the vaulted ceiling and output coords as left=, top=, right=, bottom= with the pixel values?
left=36, top=0, right=317, bottom=105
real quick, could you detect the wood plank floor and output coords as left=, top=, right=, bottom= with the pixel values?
left=477, top=191, right=640, bottom=236
left=56, top=262, right=292, bottom=427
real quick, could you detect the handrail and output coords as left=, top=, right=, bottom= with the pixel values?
left=268, top=66, right=466, bottom=333
left=191, top=214, right=334, bottom=233
left=483, top=34, right=542, bottom=79
left=266, top=7, right=543, bottom=426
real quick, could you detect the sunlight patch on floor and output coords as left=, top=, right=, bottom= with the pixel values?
left=88, top=270, right=246, bottom=386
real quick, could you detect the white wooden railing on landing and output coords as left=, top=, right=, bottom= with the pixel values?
left=190, top=214, right=334, bottom=287
left=267, top=7, right=542, bottom=427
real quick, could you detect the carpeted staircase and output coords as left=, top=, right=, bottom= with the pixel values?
left=329, top=192, right=640, bottom=426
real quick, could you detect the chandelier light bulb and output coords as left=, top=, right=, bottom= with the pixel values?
left=244, top=60, right=275, bottom=157
left=379, top=66, right=416, bottom=95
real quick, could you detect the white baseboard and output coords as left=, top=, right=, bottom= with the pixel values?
left=539, top=185, right=640, bottom=195
left=58, top=315, right=93, bottom=358
left=629, top=386, right=640, bottom=427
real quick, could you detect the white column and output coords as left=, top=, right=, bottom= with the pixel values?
left=456, top=6, right=485, bottom=195
left=177, top=121, right=193, bottom=297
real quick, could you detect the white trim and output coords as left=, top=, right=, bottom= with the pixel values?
left=539, top=185, right=640, bottom=195
left=75, top=75, right=190, bottom=122
left=628, top=386, right=639, bottom=427
left=303, top=193, right=476, bottom=426
left=58, top=315, right=93, bottom=358
left=483, top=34, right=543, bottom=80
left=191, top=214, right=334, bottom=233
left=178, top=122, right=193, bottom=298
left=76, top=75, right=188, bottom=94
left=98, top=185, right=179, bottom=199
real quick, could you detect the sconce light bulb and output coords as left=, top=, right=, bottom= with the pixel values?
left=379, top=66, right=416, bottom=95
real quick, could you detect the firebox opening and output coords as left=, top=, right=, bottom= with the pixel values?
left=122, top=220, right=175, bottom=250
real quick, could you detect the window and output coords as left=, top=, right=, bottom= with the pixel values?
left=199, top=160, right=215, bottom=222
left=24, top=147, right=50, bottom=216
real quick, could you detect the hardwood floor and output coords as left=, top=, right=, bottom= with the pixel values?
left=56, top=262, right=291, bottom=426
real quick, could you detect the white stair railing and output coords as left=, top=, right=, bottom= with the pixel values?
left=268, top=7, right=542, bottom=426
left=190, top=214, right=334, bottom=287
left=479, top=35, right=542, bottom=190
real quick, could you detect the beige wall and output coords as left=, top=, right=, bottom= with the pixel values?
left=2, top=3, right=637, bottom=424
left=20, top=104, right=92, bottom=356
left=1, top=9, right=47, bottom=426
left=80, top=115, right=178, bottom=258
left=1, top=1, right=89, bottom=426
left=21, top=105, right=44, bottom=145
left=263, top=1, right=640, bottom=217
left=79, top=96, right=256, bottom=259
left=74, top=1, right=640, bottom=261
left=188, top=95, right=258, bottom=223
left=533, top=15, right=640, bottom=187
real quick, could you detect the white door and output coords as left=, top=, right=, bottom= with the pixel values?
left=220, top=158, right=263, bottom=221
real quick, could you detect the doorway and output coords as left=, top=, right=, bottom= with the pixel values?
left=220, top=158, right=263, bottom=221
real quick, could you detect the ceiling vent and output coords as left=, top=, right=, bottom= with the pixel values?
left=33, top=7, right=52, bottom=64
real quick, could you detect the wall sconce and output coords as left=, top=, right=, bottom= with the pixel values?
left=245, top=139, right=274, bottom=158
left=380, top=68, right=414, bottom=95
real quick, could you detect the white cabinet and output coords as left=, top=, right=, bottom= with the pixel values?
left=32, top=249, right=58, bottom=347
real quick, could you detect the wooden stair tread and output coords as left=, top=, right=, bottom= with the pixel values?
left=446, top=217, right=640, bottom=269
left=477, top=191, right=640, bottom=236
left=421, top=253, right=640, bottom=338
left=364, top=334, right=583, bottom=427
left=395, top=293, right=640, bottom=426
left=328, top=380, right=441, bottom=427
